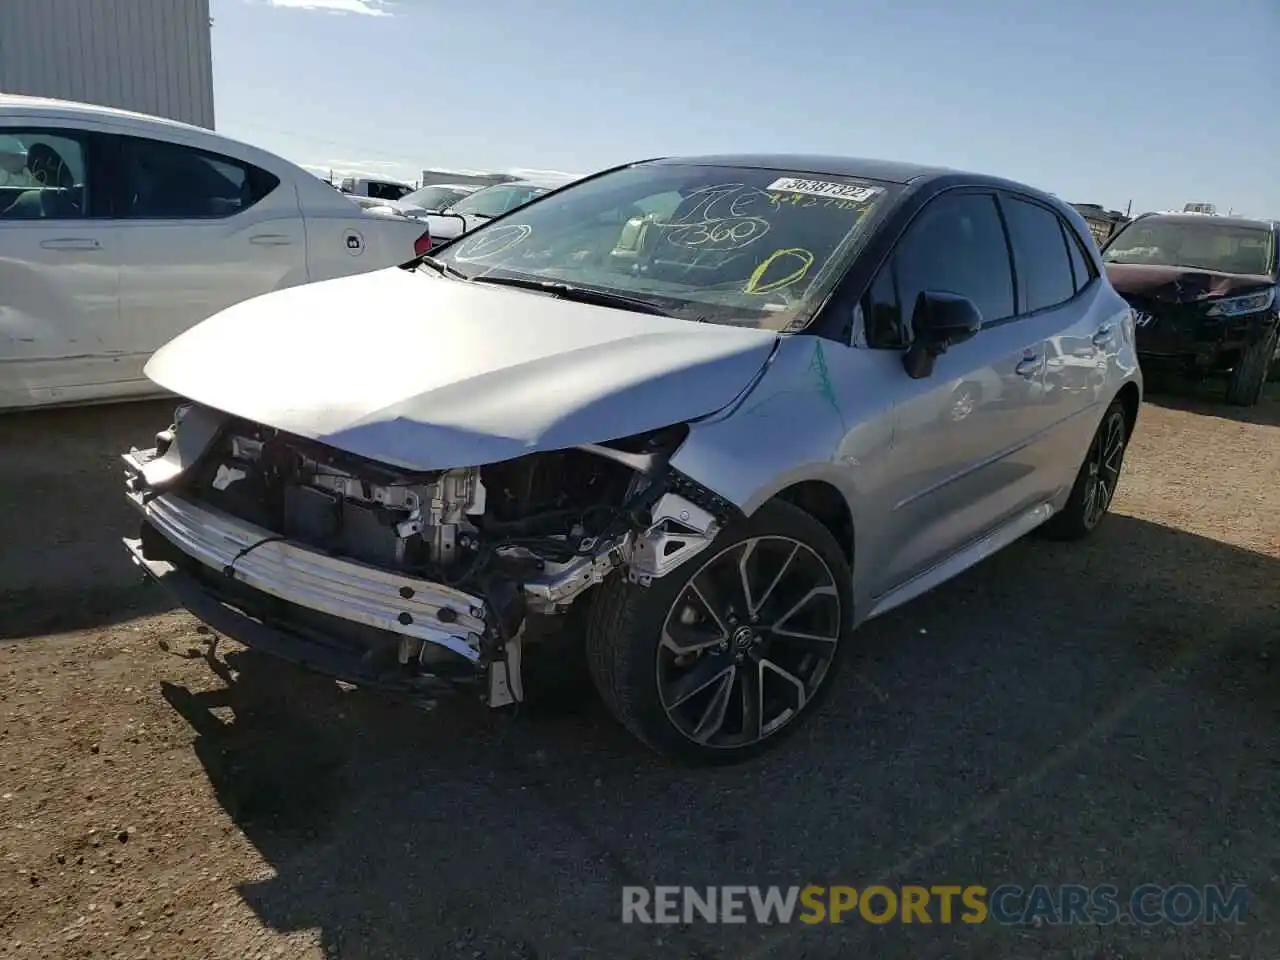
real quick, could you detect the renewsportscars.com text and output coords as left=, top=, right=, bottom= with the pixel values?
left=621, top=884, right=1248, bottom=926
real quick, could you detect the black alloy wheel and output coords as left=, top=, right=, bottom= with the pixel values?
left=654, top=535, right=842, bottom=749
left=585, top=500, right=853, bottom=764
left=1039, top=398, right=1130, bottom=541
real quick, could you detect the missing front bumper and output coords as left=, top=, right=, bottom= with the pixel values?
left=127, top=489, right=488, bottom=660
left=121, top=443, right=729, bottom=708
left=123, top=486, right=504, bottom=700
left=124, top=536, right=465, bottom=697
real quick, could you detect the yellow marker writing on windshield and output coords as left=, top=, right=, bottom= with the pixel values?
left=744, top=247, right=814, bottom=295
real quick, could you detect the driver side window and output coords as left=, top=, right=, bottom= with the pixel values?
left=0, top=129, right=90, bottom=220
left=863, top=192, right=1015, bottom=348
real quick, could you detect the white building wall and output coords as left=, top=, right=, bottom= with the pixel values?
left=0, top=0, right=215, bottom=128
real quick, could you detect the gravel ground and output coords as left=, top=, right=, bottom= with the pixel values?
left=1, top=385, right=1277, bottom=960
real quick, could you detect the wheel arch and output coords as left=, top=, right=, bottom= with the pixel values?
left=768, top=479, right=855, bottom=567
left=1115, top=380, right=1141, bottom=437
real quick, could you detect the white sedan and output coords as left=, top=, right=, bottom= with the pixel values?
left=0, top=95, right=432, bottom=410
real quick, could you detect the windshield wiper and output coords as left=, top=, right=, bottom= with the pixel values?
left=468, top=276, right=673, bottom=316
left=415, top=255, right=468, bottom=279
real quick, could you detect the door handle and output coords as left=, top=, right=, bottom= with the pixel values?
left=1015, top=354, right=1042, bottom=378
left=40, top=237, right=101, bottom=251
left=250, top=234, right=293, bottom=246
left=1092, top=325, right=1114, bottom=346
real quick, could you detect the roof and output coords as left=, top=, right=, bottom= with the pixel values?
left=649, top=153, right=962, bottom=184
left=497, top=173, right=577, bottom=189
left=0, top=93, right=298, bottom=181
left=0, top=93, right=208, bottom=135
left=1136, top=212, right=1275, bottom=230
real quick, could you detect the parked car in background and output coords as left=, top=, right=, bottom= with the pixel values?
left=1101, top=212, right=1279, bottom=405
left=0, top=95, right=432, bottom=410
left=362, top=182, right=482, bottom=220
left=422, top=174, right=579, bottom=243
left=345, top=194, right=395, bottom=212
left=338, top=176, right=413, bottom=201
left=1072, top=202, right=1130, bottom=248
left=122, top=153, right=1141, bottom=764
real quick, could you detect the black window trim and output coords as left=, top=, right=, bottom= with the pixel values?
left=995, top=189, right=1097, bottom=319
left=986, top=191, right=1021, bottom=328
left=1060, top=215, right=1097, bottom=293
left=858, top=250, right=907, bottom=350
left=116, top=133, right=281, bottom=221
left=1059, top=207, right=1099, bottom=288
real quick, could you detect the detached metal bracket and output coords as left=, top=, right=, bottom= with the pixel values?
left=626, top=493, right=720, bottom=586
left=487, top=634, right=524, bottom=708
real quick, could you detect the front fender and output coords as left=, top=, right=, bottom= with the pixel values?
left=668, top=335, right=889, bottom=530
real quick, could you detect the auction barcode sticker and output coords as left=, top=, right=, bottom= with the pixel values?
left=767, top=177, right=882, bottom=203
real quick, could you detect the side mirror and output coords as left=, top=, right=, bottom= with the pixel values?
left=902, top=290, right=983, bottom=379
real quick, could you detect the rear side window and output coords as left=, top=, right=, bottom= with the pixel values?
left=0, top=128, right=91, bottom=220
left=1002, top=196, right=1076, bottom=313
left=121, top=136, right=280, bottom=219
left=1063, top=221, right=1095, bottom=292
left=895, top=192, right=1015, bottom=328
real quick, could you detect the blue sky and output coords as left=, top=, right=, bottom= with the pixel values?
left=211, top=0, right=1278, bottom=217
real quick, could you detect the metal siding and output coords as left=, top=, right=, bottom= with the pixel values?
left=0, top=0, right=214, bottom=128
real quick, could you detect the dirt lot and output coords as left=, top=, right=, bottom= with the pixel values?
left=1, top=386, right=1277, bottom=960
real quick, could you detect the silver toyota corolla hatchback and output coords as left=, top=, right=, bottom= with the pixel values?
left=122, top=155, right=1142, bottom=764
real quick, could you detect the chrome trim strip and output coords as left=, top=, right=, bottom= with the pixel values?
left=128, top=491, right=485, bottom=662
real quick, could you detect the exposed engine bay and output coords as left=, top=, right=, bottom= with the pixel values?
left=125, top=404, right=738, bottom=706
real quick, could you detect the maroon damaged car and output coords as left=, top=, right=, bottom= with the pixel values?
left=1101, top=213, right=1279, bottom=406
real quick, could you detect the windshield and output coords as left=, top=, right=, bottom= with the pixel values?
left=1103, top=219, right=1275, bottom=275
left=431, top=163, right=899, bottom=330
left=399, top=184, right=473, bottom=211
left=446, top=183, right=550, bottom=218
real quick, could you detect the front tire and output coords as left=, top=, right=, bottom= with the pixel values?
left=1039, top=398, right=1130, bottom=542
left=585, top=500, right=852, bottom=765
left=1225, top=326, right=1278, bottom=406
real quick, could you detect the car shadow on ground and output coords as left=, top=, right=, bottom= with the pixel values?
left=0, top=400, right=177, bottom=640
left=157, top=513, right=1280, bottom=960
left=1142, top=376, right=1280, bottom=427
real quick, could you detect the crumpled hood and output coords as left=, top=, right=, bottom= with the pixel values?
left=1105, top=263, right=1274, bottom=303
left=143, top=268, right=779, bottom=471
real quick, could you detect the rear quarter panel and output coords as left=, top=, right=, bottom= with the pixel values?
left=1040, top=280, right=1141, bottom=508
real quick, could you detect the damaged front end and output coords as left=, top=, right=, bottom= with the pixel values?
left=122, top=402, right=738, bottom=707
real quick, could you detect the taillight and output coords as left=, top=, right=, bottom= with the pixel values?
left=414, top=230, right=432, bottom=257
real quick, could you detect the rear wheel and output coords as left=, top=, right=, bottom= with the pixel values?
left=1040, top=399, right=1129, bottom=542
left=585, top=500, right=851, bottom=765
left=1225, top=326, right=1278, bottom=406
